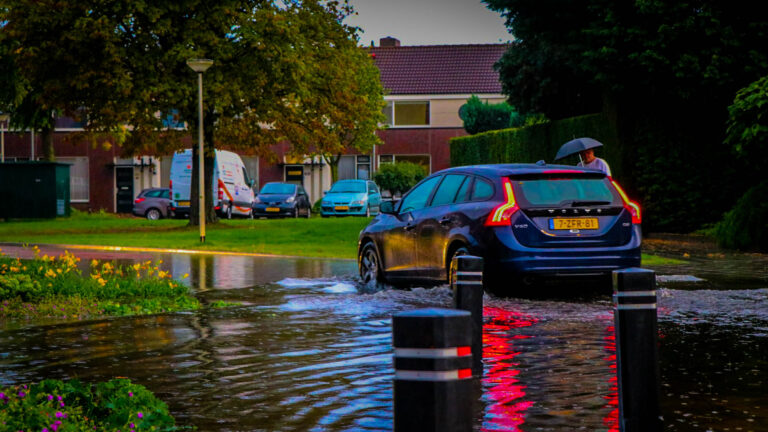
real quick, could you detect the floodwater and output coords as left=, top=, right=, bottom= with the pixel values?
left=0, top=243, right=766, bottom=431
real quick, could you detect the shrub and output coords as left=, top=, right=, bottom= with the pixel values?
left=459, top=95, right=523, bottom=134
left=713, top=181, right=768, bottom=251
left=0, top=378, right=181, bottom=431
left=373, top=162, right=427, bottom=196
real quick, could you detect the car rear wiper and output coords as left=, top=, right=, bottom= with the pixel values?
left=569, top=200, right=612, bottom=207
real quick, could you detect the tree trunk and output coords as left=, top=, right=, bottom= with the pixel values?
left=40, top=111, right=55, bottom=161
left=323, top=153, right=341, bottom=183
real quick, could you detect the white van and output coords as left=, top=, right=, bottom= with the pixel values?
left=169, top=149, right=256, bottom=218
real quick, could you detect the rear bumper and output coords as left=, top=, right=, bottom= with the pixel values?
left=488, top=225, right=642, bottom=277
left=252, top=204, right=296, bottom=217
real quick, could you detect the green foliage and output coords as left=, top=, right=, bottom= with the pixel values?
left=725, top=75, right=768, bottom=176
left=459, top=95, right=525, bottom=134
left=0, top=250, right=202, bottom=321
left=373, top=162, right=427, bottom=195
left=0, top=378, right=181, bottom=431
left=713, top=181, right=768, bottom=251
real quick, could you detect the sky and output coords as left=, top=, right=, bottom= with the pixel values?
left=345, top=0, right=512, bottom=46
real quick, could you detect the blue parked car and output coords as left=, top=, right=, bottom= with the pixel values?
left=321, top=180, right=382, bottom=217
left=357, top=164, right=642, bottom=294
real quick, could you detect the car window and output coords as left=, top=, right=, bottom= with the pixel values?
left=161, top=190, right=170, bottom=199
left=471, top=178, right=494, bottom=201
left=260, top=183, right=296, bottom=194
left=399, top=176, right=441, bottom=213
left=329, top=181, right=366, bottom=193
left=515, top=178, right=615, bottom=206
left=298, top=186, right=307, bottom=196
left=367, top=182, right=378, bottom=194
left=144, top=190, right=161, bottom=198
left=430, top=174, right=467, bottom=207
left=455, top=177, right=471, bottom=203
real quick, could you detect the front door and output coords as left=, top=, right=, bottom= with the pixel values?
left=115, top=167, right=134, bottom=213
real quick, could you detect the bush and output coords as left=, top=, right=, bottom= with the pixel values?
left=373, top=162, right=427, bottom=196
left=459, top=95, right=524, bottom=134
left=0, top=378, right=180, bottom=431
left=713, top=181, right=768, bottom=251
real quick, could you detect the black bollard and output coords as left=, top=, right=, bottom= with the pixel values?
left=392, top=308, right=473, bottom=432
left=612, top=268, right=663, bottom=432
left=451, top=255, right=484, bottom=377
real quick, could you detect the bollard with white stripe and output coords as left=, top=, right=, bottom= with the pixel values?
left=451, top=255, right=484, bottom=377
left=613, top=268, right=663, bottom=432
left=393, top=308, right=473, bottom=432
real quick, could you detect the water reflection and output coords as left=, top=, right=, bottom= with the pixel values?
left=0, top=245, right=766, bottom=431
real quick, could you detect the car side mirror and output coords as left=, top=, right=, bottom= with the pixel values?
left=379, top=200, right=396, bottom=215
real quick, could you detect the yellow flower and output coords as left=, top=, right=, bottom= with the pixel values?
left=91, top=259, right=99, bottom=267
left=132, top=263, right=141, bottom=271
left=97, top=277, right=107, bottom=287
left=45, top=269, right=57, bottom=278
left=158, top=271, right=168, bottom=279
left=182, top=273, right=189, bottom=279
left=56, top=268, right=62, bottom=274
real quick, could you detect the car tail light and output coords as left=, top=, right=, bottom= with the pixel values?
left=610, top=178, right=641, bottom=224
left=214, top=206, right=221, bottom=210
left=485, top=177, right=519, bottom=226
left=169, top=180, right=173, bottom=198
left=134, top=197, right=146, bottom=204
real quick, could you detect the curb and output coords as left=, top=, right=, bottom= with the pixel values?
left=0, top=242, right=355, bottom=261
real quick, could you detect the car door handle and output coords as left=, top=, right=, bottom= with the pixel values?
left=404, top=223, right=416, bottom=231
left=439, top=217, right=451, bottom=225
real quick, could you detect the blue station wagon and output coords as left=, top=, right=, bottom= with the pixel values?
left=357, top=164, right=642, bottom=294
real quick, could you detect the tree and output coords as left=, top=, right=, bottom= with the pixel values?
left=483, top=0, right=768, bottom=231
left=459, top=95, right=525, bottom=134
left=373, top=162, right=426, bottom=196
left=0, top=1, right=130, bottom=160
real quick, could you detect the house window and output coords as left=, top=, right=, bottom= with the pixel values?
left=357, top=155, right=370, bottom=180
left=55, top=156, right=89, bottom=202
left=338, top=155, right=372, bottom=180
left=383, top=101, right=430, bottom=126
left=378, top=154, right=431, bottom=173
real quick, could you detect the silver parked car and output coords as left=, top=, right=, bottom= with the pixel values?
left=133, top=188, right=171, bottom=220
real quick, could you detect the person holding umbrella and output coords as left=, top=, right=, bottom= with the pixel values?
left=554, top=137, right=612, bottom=175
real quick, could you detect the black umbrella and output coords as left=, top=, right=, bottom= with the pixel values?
left=554, top=137, right=604, bottom=160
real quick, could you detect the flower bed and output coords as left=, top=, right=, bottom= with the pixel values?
left=0, top=247, right=202, bottom=321
left=0, top=378, right=184, bottom=431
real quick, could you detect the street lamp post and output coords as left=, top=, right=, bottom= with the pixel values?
left=186, top=59, right=214, bottom=243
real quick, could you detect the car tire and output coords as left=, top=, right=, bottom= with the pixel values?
left=359, top=242, right=385, bottom=284
left=304, top=207, right=311, bottom=219
left=447, top=246, right=469, bottom=286
left=146, top=208, right=161, bottom=221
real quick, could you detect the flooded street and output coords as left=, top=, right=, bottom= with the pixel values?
left=0, top=243, right=766, bottom=431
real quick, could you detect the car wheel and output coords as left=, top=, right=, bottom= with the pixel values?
left=304, top=206, right=311, bottom=219
left=146, top=208, right=161, bottom=221
left=359, top=242, right=384, bottom=284
left=447, top=246, right=469, bottom=285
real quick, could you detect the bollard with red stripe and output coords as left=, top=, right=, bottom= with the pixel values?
left=393, top=308, right=473, bottom=432
left=451, top=255, right=484, bottom=377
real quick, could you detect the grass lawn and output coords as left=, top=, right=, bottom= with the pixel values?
left=0, top=210, right=683, bottom=265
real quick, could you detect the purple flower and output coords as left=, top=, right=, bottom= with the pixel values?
left=130, top=424, right=135, bottom=428
left=55, top=411, right=66, bottom=419
left=59, top=402, right=65, bottom=408
left=137, top=412, right=143, bottom=418
left=43, top=429, right=49, bottom=432
left=48, top=395, right=54, bottom=401
left=57, top=396, right=62, bottom=401
left=17, top=391, right=25, bottom=398
left=128, top=391, right=133, bottom=397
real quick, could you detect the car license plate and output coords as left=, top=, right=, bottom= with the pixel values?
left=176, top=200, right=190, bottom=207
left=550, top=218, right=599, bottom=230
left=266, top=207, right=280, bottom=212
left=334, top=206, right=349, bottom=211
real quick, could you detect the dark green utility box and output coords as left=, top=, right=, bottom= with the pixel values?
left=0, top=162, right=71, bottom=218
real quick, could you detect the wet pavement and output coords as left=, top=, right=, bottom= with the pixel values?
left=0, top=242, right=766, bottom=431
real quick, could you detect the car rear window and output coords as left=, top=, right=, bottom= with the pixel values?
left=513, top=178, right=615, bottom=206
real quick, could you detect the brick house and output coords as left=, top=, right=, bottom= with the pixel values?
left=0, top=38, right=507, bottom=211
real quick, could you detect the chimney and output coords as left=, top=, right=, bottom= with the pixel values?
left=380, top=36, right=401, bottom=47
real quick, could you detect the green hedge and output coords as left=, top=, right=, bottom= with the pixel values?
left=450, top=113, right=623, bottom=178
left=713, top=181, right=768, bottom=251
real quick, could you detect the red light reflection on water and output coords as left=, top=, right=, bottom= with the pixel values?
left=602, top=325, right=620, bottom=432
left=481, top=306, right=538, bottom=431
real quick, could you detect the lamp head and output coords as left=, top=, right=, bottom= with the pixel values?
left=186, top=59, right=214, bottom=73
